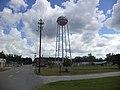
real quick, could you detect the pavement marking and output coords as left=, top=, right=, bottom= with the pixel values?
left=8, top=75, right=13, bottom=78
left=16, top=70, right=20, bottom=73
left=16, top=68, right=24, bottom=73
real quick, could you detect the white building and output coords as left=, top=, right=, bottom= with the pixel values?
left=0, top=58, right=6, bottom=68
left=73, top=61, right=107, bottom=67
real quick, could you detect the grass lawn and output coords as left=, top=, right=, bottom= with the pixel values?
left=0, top=67, right=8, bottom=72
left=35, top=65, right=120, bottom=76
left=40, top=76, right=120, bottom=90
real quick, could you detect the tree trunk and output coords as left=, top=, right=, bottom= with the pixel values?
left=65, top=66, right=68, bottom=72
left=119, top=65, right=120, bottom=69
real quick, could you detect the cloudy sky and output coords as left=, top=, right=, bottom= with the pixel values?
left=0, top=0, right=120, bottom=59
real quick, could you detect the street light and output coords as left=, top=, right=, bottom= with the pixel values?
left=37, top=19, right=44, bottom=73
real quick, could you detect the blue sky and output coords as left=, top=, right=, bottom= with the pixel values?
left=97, top=0, right=118, bottom=35
left=98, top=0, right=117, bottom=14
left=0, top=0, right=117, bottom=12
left=48, top=0, right=69, bottom=8
left=0, top=0, right=36, bottom=11
left=0, top=0, right=68, bottom=11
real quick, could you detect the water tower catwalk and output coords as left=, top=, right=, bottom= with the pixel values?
left=55, top=16, right=72, bottom=64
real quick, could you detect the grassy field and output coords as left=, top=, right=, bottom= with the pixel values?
left=36, top=65, right=120, bottom=76
left=40, top=76, right=120, bottom=90
left=0, top=67, right=8, bottom=72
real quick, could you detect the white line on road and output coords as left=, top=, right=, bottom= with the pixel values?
left=16, top=70, right=20, bottom=73
left=16, top=68, right=24, bottom=73
left=8, top=75, right=13, bottom=77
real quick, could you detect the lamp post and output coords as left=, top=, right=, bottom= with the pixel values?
left=37, top=19, right=44, bottom=73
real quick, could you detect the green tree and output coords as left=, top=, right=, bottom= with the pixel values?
left=105, top=53, right=114, bottom=62
left=63, top=58, right=72, bottom=72
left=106, top=53, right=120, bottom=69
left=48, top=60, right=54, bottom=68
left=74, top=57, right=83, bottom=62
left=112, top=54, right=120, bottom=69
left=5, top=54, right=13, bottom=66
left=88, top=53, right=96, bottom=62
left=0, top=51, right=6, bottom=58
left=22, top=57, right=32, bottom=65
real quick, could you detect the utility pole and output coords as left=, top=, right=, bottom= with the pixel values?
left=37, top=19, right=44, bottom=73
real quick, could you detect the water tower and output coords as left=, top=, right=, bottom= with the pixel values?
left=55, top=16, right=72, bottom=66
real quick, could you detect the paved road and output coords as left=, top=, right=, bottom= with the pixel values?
left=0, top=65, right=43, bottom=90
left=41, top=72, right=120, bottom=84
left=0, top=66, right=120, bottom=90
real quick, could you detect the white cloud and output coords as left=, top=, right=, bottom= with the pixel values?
left=96, top=9, right=106, bottom=22
left=106, top=9, right=112, bottom=15
left=7, top=0, right=28, bottom=12
left=70, top=33, right=120, bottom=58
left=63, top=0, right=101, bottom=33
left=0, top=27, right=36, bottom=58
left=105, top=0, right=120, bottom=31
left=21, top=0, right=103, bottom=40
left=1, top=0, right=119, bottom=59
left=0, top=8, right=22, bottom=27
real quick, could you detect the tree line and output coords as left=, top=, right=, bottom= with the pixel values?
left=74, top=53, right=120, bottom=69
left=105, top=53, right=120, bottom=69
left=73, top=53, right=103, bottom=62
left=0, top=51, right=32, bottom=65
left=1, top=50, right=120, bottom=68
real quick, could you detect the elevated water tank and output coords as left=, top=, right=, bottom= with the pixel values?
left=57, top=16, right=68, bottom=26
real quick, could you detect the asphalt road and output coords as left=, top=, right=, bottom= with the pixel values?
left=0, top=65, right=43, bottom=90
left=0, top=65, right=120, bottom=90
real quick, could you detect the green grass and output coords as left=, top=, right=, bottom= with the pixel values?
left=0, top=67, right=8, bottom=72
left=40, top=76, right=120, bottom=90
left=36, top=65, right=120, bottom=76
